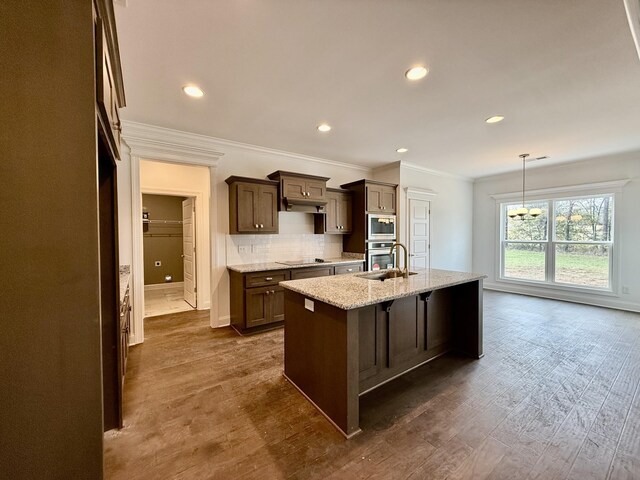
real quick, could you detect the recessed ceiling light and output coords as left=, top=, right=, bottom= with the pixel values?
left=405, top=66, right=428, bottom=81
left=396, top=148, right=408, bottom=153
left=182, top=85, right=204, bottom=98
left=485, top=115, right=504, bottom=124
left=317, top=124, right=332, bottom=132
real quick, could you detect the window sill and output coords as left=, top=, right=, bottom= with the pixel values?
left=497, top=277, right=617, bottom=298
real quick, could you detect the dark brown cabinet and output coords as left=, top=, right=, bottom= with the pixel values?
left=95, top=11, right=124, bottom=161
left=226, top=176, right=279, bottom=234
left=366, top=183, right=396, bottom=214
left=314, top=188, right=353, bottom=234
left=229, top=262, right=364, bottom=334
left=340, top=179, right=398, bottom=253
left=245, top=286, right=285, bottom=328
left=291, top=266, right=334, bottom=280
left=267, top=170, right=329, bottom=212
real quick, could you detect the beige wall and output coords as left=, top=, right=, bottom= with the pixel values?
left=142, top=194, right=187, bottom=285
left=473, top=152, right=640, bottom=312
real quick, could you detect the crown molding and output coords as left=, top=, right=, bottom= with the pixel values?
left=121, top=121, right=224, bottom=166
left=121, top=120, right=370, bottom=173
left=489, top=179, right=631, bottom=200
left=401, top=161, right=473, bottom=182
left=405, top=187, right=438, bottom=197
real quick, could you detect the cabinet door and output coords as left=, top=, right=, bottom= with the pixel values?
left=305, top=180, right=326, bottom=200
left=270, top=286, right=286, bottom=323
left=381, top=186, right=396, bottom=213
left=366, top=185, right=383, bottom=213
left=236, top=183, right=259, bottom=233
left=257, top=185, right=278, bottom=232
left=324, top=192, right=340, bottom=233
left=245, top=287, right=270, bottom=328
left=95, top=19, right=120, bottom=160
left=283, top=178, right=306, bottom=200
left=338, top=193, right=352, bottom=233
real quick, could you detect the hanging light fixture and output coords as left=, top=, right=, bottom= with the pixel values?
left=507, top=153, right=542, bottom=220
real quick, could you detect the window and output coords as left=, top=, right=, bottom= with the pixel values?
left=500, top=194, right=614, bottom=291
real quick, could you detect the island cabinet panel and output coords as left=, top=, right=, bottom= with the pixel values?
left=283, top=275, right=484, bottom=437
left=284, top=291, right=361, bottom=437
left=426, top=288, right=454, bottom=350
left=358, top=306, right=382, bottom=382
left=387, top=296, right=425, bottom=368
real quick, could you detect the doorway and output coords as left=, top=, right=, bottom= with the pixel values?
left=142, top=193, right=197, bottom=317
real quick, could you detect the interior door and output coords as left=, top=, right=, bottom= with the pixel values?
left=409, top=198, right=430, bottom=270
left=182, top=198, right=197, bottom=308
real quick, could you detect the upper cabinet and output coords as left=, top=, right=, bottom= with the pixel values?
left=267, top=171, right=329, bottom=212
left=94, top=0, right=126, bottom=160
left=314, top=189, right=353, bottom=234
left=226, top=176, right=279, bottom=234
left=366, top=183, right=396, bottom=214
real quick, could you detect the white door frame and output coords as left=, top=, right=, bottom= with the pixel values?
left=141, top=189, right=202, bottom=308
left=122, top=121, right=224, bottom=345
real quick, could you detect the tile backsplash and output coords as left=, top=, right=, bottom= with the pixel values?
left=226, top=234, right=342, bottom=265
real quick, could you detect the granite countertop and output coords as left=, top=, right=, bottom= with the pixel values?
left=119, top=265, right=131, bottom=303
left=227, top=256, right=365, bottom=273
left=279, top=268, right=487, bottom=310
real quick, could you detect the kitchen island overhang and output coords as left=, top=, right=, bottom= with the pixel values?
left=280, top=268, right=487, bottom=438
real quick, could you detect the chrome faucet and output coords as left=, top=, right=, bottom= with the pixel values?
left=389, top=242, right=409, bottom=277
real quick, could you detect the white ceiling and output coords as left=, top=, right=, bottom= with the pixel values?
left=115, top=0, right=640, bottom=178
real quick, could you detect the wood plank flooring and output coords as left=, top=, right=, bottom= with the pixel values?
left=104, top=292, right=640, bottom=479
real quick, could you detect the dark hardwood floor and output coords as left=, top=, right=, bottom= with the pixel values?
left=104, top=292, right=640, bottom=479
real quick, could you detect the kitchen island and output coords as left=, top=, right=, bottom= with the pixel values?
left=280, top=268, right=486, bottom=437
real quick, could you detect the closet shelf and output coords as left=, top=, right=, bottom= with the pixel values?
left=143, top=219, right=183, bottom=225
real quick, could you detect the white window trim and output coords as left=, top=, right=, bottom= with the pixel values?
left=492, top=183, right=626, bottom=298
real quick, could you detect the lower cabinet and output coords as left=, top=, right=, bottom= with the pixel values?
left=230, top=262, right=363, bottom=334
left=245, top=285, right=286, bottom=328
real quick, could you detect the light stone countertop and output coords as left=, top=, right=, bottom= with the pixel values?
left=227, top=257, right=365, bottom=273
left=119, top=265, right=131, bottom=303
left=279, top=268, right=487, bottom=310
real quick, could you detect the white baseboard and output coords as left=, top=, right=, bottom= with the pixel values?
left=215, top=315, right=231, bottom=328
left=484, top=281, right=640, bottom=313
left=144, top=282, right=184, bottom=291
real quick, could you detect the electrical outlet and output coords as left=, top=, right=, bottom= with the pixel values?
left=622, top=286, right=630, bottom=294
left=154, top=261, right=161, bottom=267
left=238, top=245, right=250, bottom=254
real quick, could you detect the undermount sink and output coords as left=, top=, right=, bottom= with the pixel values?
left=358, top=270, right=418, bottom=281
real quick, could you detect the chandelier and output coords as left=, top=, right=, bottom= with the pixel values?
left=507, top=153, right=542, bottom=220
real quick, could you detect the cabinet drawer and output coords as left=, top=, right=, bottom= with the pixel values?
left=245, top=270, right=290, bottom=288
left=291, top=266, right=334, bottom=280
left=334, top=263, right=363, bottom=275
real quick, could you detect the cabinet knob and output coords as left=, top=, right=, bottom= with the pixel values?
left=266, top=290, right=270, bottom=295
left=260, top=224, right=264, bottom=228
left=254, top=224, right=259, bottom=228
left=271, top=290, right=275, bottom=294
